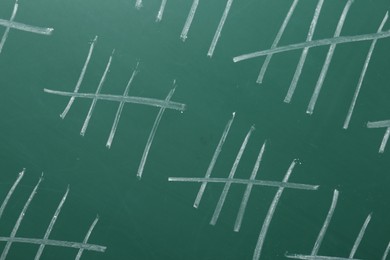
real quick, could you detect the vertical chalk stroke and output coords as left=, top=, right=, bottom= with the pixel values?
left=193, top=112, right=236, bottom=208
left=156, top=0, right=167, bottom=22
left=106, top=62, right=140, bottom=149
left=257, top=0, right=299, bottom=84
left=61, top=36, right=98, bottom=119
left=81, top=49, right=115, bottom=136
left=137, top=81, right=179, bottom=180
left=34, top=187, right=69, bottom=260
left=343, top=12, right=389, bottom=129
left=75, top=216, right=100, bottom=260
left=180, top=0, right=199, bottom=41
left=0, top=169, right=24, bottom=220
left=284, top=0, right=324, bottom=103
left=367, top=120, right=390, bottom=153
left=207, top=0, right=234, bottom=58
left=307, top=0, right=354, bottom=115
left=252, top=160, right=297, bottom=260
left=383, top=241, right=390, bottom=260
left=210, top=125, right=255, bottom=226
left=234, top=141, right=266, bottom=232
left=0, top=174, right=44, bottom=260
left=135, top=0, right=143, bottom=9
left=349, top=213, right=372, bottom=258
left=0, top=0, right=18, bottom=55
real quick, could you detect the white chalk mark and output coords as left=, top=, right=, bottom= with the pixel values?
left=312, top=190, right=339, bottom=256
left=285, top=254, right=363, bottom=260
left=349, top=213, right=371, bottom=258
left=233, top=30, right=390, bottom=63
left=60, top=36, right=98, bottom=119
left=0, top=169, right=24, bottom=220
left=284, top=0, right=324, bottom=103
left=307, top=0, right=354, bottom=115
left=0, top=175, right=43, bottom=260
left=367, top=120, right=390, bottom=153
left=0, top=0, right=18, bottom=55
left=0, top=237, right=105, bottom=252
left=135, top=0, right=143, bottom=9
left=168, top=177, right=319, bottom=190
left=253, top=160, right=297, bottom=260
left=343, top=12, right=388, bottom=129
left=234, top=141, right=266, bottom=232
left=137, top=81, right=178, bottom=179
left=207, top=0, right=233, bottom=57
left=257, top=0, right=299, bottom=84
left=75, top=216, right=100, bottom=260
left=180, top=0, right=199, bottom=41
left=44, top=89, right=186, bottom=112
left=156, top=0, right=167, bottom=22
left=80, top=50, right=115, bottom=136
left=0, top=19, right=53, bottom=35
left=106, top=63, right=139, bottom=149
left=382, top=241, right=390, bottom=260
left=34, top=187, right=69, bottom=260
left=193, top=112, right=236, bottom=208
left=210, top=125, right=255, bottom=226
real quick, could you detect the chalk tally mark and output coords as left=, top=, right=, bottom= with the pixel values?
left=0, top=0, right=53, bottom=55
left=156, top=0, right=168, bottom=22
left=180, top=0, right=199, bottom=41
left=0, top=170, right=105, bottom=259
left=367, top=120, right=390, bottom=153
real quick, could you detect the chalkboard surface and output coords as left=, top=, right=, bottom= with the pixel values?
left=0, top=0, right=389, bottom=259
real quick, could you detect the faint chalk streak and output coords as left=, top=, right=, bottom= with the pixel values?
left=383, top=241, right=390, bottom=260
left=367, top=120, right=390, bottom=153
left=75, top=216, right=101, bottom=260
left=180, top=0, right=199, bottom=41
left=135, top=0, right=143, bottom=9
left=156, top=0, right=168, bottom=22
left=285, top=254, right=363, bottom=260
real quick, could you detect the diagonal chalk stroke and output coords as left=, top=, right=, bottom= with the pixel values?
left=80, top=49, right=115, bottom=136
left=0, top=169, right=24, bottom=220
left=233, top=30, right=390, bottom=63
left=34, top=187, right=69, bottom=260
left=0, top=174, right=44, bottom=260
left=284, top=0, right=325, bottom=103
left=253, top=160, right=297, bottom=260
left=180, top=0, right=199, bottom=41
left=343, top=12, right=388, bottom=129
left=209, top=125, right=255, bottom=226
left=156, top=0, right=168, bottom=22
left=0, top=0, right=18, bottom=55
left=257, top=0, right=299, bottom=84
left=106, top=62, right=139, bottom=148
left=75, top=216, right=100, bottom=260
left=367, top=120, right=390, bottom=153
left=0, top=237, right=105, bottom=252
left=44, top=89, right=187, bottom=112
left=135, top=0, right=143, bottom=9
left=285, top=254, right=363, bottom=260
left=307, top=0, right=354, bottom=115
left=193, top=112, right=236, bottom=208
left=207, top=0, right=234, bottom=57
left=383, top=241, right=390, bottom=260
left=60, top=36, right=98, bottom=119
left=234, top=141, right=266, bottom=232
left=349, top=213, right=372, bottom=258
left=137, top=81, right=179, bottom=179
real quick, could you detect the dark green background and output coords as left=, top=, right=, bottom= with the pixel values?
left=0, top=0, right=389, bottom=259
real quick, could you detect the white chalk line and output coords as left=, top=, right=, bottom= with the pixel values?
left=0, top=169, right=24, bottom=220
left=180, top=0, right=199, bottom=41
left=367, top=120, right=390, bottom=153
left=75, top=216, right=101, bottom=260
left=306, top=0, right=354, bottom=115
left=284, top=0, right=324, bottom=103
left=80, top=49, right=115, bottom=136
left=60, top=36, right=98, bottom=119
left=0, top=19, right=53, bottom=35
left=156, top=0, right=167, bottom=22
left=193, top=112, right=236, bottom=208
left=349, top=213, right=371, bottom=258
left=257, top=0, right=299, bottom=84
left=383, top=241, right=390, bottom=260
left=285, top=254, right=363, bottom=260
left=207, top=0, right=234, bottom=57
left=343, top=12, right=388, bottom=129
left=209, top=125, right=255, bottom=226
left=137, top=81, right=178, bottom=179
left=0, top=0, right=18, bottom=55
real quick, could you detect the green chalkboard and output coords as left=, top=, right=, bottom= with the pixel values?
left=0, top=0, right=389, bottom=259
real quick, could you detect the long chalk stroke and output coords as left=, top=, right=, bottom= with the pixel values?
left=75, top=216, right=101, bottom=260
left=306, top=0, right=354, bottom=115
left=383, top=241, right=390, bottom=260
left=257, top=0, right=299, bottom=84
left=0, top=170, right=106, bottom=259
left=156, top=0, right=168, bottom=22
left=207, top=0, right=233, bottom=57
left=349, top=214, right=372, bottom=258
left=343, top=11, right=388, bottom=128
left=367, top=120, right=390, bottom=153
left=180, top=0, right=199, bottom=41
left=284, top=0, right=324, bottom=103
